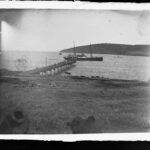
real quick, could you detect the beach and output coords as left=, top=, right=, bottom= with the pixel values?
left=0, top=70, right=150, bottom=134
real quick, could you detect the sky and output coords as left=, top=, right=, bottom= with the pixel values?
left=0, top=9, right=150, bottom=52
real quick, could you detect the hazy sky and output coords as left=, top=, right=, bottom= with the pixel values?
left=0, top=9, right=150, bottom=52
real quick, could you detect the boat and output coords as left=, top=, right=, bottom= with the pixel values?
left=77, top=57, right=103, bottom=61
left=63, top=42, right=103, bottom=61
left=63, top=54, right=77, bottom=62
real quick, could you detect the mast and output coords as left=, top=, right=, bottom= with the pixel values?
left=90, top=42, right=93, bottom=58
left=73, top=40, right=76, bottom=56
left=0, top=22, right=1, bottom=52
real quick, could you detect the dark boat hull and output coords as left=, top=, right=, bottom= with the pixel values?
left=77, top=57, right=103, bottom=61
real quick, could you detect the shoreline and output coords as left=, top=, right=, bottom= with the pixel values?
left=0, top=67, right=149, bottom=85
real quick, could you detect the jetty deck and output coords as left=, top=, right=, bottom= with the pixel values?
left=18, top=59, right=76, bottom=77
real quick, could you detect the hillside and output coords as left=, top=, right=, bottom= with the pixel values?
left=60, top=43, right=150, bottom=57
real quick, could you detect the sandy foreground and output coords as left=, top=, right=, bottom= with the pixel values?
left=0, top=70, right=150, bottom=134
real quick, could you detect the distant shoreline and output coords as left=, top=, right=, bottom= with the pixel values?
left=61, top=43, right=150, bottom=57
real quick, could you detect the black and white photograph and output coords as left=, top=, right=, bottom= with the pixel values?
left=0, top=5, right=150, bottom=135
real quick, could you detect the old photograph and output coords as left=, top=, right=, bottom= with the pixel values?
left=0, top=8, right=150, bottom=134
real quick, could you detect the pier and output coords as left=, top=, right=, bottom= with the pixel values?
left=37, top=59, right=76, bottom=76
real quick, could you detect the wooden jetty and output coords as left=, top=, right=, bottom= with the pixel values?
left=16, top=58, right=76, bottom=77
left=23, top=59, right=76, bottom=76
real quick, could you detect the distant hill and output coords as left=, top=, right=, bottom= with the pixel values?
left=60, top=43, right=150, bottom=57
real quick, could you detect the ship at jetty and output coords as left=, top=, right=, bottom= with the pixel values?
left=76, top=57, right=103, bottom=61
left=63, top=42, right=103, bottom=62
left=64, top=55, right=103, bottom=61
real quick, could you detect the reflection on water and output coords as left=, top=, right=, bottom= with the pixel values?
left=0, top=51, right=150, bottom=81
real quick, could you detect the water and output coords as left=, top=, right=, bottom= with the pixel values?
left=0, top=51, right=150, bottom=81
left=69, top=53, right=150, bottom=82
left=0, top=51, right=64, bottom=71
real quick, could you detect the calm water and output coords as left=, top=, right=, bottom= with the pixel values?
left=0, top=51, right=150, bottom=81
left=69, top=54, right=150, bottom=81
left=0, top=51, right=64, bottom=71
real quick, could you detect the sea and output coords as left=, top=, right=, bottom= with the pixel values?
left=0, top=51, right=150, bottom=82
